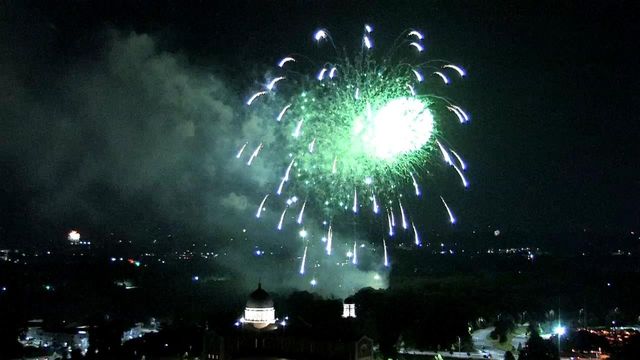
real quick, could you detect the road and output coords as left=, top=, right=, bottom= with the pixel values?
left=471, top=327, right=527, bottom=360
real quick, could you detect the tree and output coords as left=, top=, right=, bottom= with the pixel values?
left=518, top=331, right=559, bottom=360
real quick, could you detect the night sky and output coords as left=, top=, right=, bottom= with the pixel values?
left=1, top=0, right=639, bottom=250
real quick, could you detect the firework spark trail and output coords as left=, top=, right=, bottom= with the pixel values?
left=408, top=30, right=424, bottom=40
left=390, top=208, right=396, bottom=227
left=317, top=68, right=328, bottom=81
left=407, top=84, right=416, bottom=96
left=236, top=142, right=248, bottom=159
left=267, top=76, right=285, bottom=90
left=383, top=238, right=389, bottom=267
left=277, top=177, right=287, bottom=195
left=277, top=207, right=288, bottom=230
left=352, top=189, right=358, bottom=213
left=300, top=245, right=308, bottom=275
left=246, top=143, right=263, bottom=166
left=433, top=71, right=450, bottom=84
left=246, top=91, right=266, bottom=105
left=399, top=199, right=408, bottom=229
left=329, top=67, right=337, bottom=78
left=450, top=150, right=467, bottom=170
left=256, top=194, right=269, bottom=218
left=410, top=173, right=421, bottom=196
left=297, top=200, right=307, bottom=224
left=440, top=196, right=456, bottom=224
left=277, top=104, right=292, bottom=121
left=372, top=193, right=379, bottom=214
left=453, top=163, right=469, bottom=188
left=451, top=105, right=470, bottom=122
left=363, top=35, right=373, bottom=49
left=436, top=140, right=454, bottom=165
left=387, top=212, right=394, bottom=236
left=409, top=42, right=424, bottom=52
left=352, top=241, right=358, bottom=265
left=447, top=106, right=465, bottom=123
left=284, top=158, right=295, bottom=181
left=278, top=57, right=295, bottom=68
left=443, top=64, right=466, bottom=77
left=326, top=224, right=333, bottom=255
left=331, top=157, right=337, bottom=174
left=314, top=29, right=328, bottom=42
left=412, top=222, right=421, bottom=246
left=293, top=118, right=304, bottom=138
left=308, top=138, right=316, bottom=153
left=412, top=69, right=423, bottom=82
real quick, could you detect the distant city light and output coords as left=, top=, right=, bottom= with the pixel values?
left=553, top=325, right=566, bottom=336
left=192, top=276, right=199, bottom=281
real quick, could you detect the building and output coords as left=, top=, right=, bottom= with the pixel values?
left=203, top=284, right=374, bottom=360
left=342, top=296, right=357, bottom=318
left=242, top=283, right=277, bottom=331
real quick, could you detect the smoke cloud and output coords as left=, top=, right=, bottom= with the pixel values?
left=0, top=22, right=386, bottom=297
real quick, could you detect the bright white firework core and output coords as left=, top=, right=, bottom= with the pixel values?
left=356, top=97, right=434, bottom=160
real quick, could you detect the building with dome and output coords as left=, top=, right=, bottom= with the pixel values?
left=242, top=283, right=276, bottom=330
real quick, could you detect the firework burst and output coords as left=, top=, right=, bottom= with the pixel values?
left=238, top=25, right=470, bottom=270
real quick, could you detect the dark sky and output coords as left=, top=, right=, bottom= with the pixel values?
left=1, top=0, right=639, bottom=249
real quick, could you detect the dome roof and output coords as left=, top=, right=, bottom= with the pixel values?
left=246, top=283, right=274, bottom=308
left=344, top=296, right=356, bottom=304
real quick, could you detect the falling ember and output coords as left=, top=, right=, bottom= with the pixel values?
left=399, top=199, right=408, bottom=229
left=452, top=163, right=469, bottom=188
left=433, top=71, right=450, bottom=85
left=436, top=140, right=453, bottom=165
left=276, top=177, right=287, bottom=195
left=317, top=68, right=328, bottom=81
left=277, top=207, right=288, bottom=230
left=236, top=142, right=248, bottom=159
left=451, top=105, right=470, bottom=122
left=256, top=194, right=269, bottom=218
left=308, top=138, right=316, bottom=153
left=447, top=106, right=465, bottom=123
left=372, top=193, right=379, bottom=214
left=407, top=84, right=416, bottom=96
left=299, top=245, right=308, bottom=275
left=410, top=173, right=421, bottom=196
left=408, top=30, right=424, bottom=40
left=293, top=118, right=304, bottom=138
left=383, top=238, right=389, bottom=267
left=266, top=76, right=285, bottom=91
left=409, top=42, right=424, bottom=52
left=297, top=200, right=307, bottom=224
left=440, top=197, right=456, bottom=224
left=246, top=143, right=263, bottom=166
left=352, top=189, right=358, bottom=213
left=443, top=64, right=466, bottom=77
left=278, top=57, right=295, bottom=68
left=412, top=222, right=421, bottom=246
left=412, top=69, right=423, bottom=82
left=277, top=104, right=292, bottom=122
left=326, top=224, right=333, bottom=255
left=246, top=91, right=266, bottom=106
left=352, top=241, right=358, bottom=265
left=450, top=149, right=467, bottom=170
left=284, top=158, right=295, bottom=181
